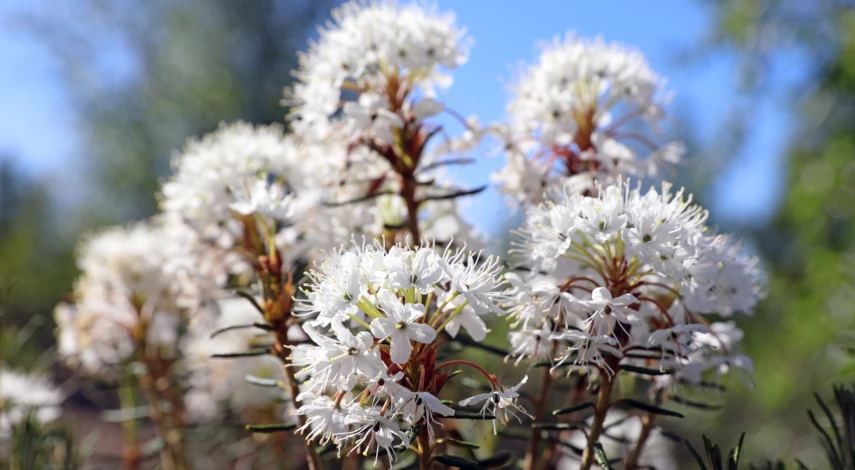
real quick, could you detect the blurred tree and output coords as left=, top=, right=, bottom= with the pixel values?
left=685, top=0, right=855, bottom=465
left=0, top=0, right=335, bottom=341
left=25, top=0, right=334, bottom=220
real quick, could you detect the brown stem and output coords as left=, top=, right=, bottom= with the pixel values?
left=139, top=368, right=191, bottom=470
left=273, top=330, right=323, bottom=470
left=417, top=429, right=433, bottom=470
left=579, top=373, right=615, bottom=470
left=624, top=412, right=656, bottom=470
left=401, top=177, right=421, bottom=243
left=524, top=369, right=554, bottom=470
left=539, top=375, right=590, bottom=470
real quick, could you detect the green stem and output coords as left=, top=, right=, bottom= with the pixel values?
left=119, top=367, right=140, bottom=470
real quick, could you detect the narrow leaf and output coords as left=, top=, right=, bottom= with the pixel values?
left=476, top=450, right=515, bottom=468
left=432, top=455, right=479, bottom=468
left=685, top=439, right=709, bottom=470
left=245, top=423, right=297, bottom=433
left=439, top=437, right=480, bottom=449
left=449, top=411, right=496, bottom=420
left=620, top=399, right=684, bottom=418
left=727, top=432, right=745, bottom=470
left=673, top=396, right=724, bottom=411
left=593, top=442, right=613, bottom=470
left=532, top=423, right=584, bottom=431
left=552, top=401, right=594, bottom=416
left=619, top=364, right=672, bottom=376
left=211, top=348, right=269, bottom=358
left=244, top=375, right=281, bottom=388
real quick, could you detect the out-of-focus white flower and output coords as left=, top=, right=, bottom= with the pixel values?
left=55, top=222, right=190, bottom=378
left=0, top=368, right=63, bottom=446
left=493, top=34, right=684, bottom=205
left=183, top=298, right=290, bottom=422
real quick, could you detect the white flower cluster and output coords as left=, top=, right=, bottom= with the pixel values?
left=493, top=35, right=684, bottom=204
left=160, top=122, right=318, bottom=263
left=54, top=223, right=188, bottom=377
left=0, top=368, right=63, bottom=448
left=290, top=241, right=519, bottom=463
left=506, top=180, right=764, bottom=387
left=287, top=0, right=469, bottom=139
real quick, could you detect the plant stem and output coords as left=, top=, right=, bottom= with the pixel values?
left=417, top=429, right=433, bottom=470
left=524, top=369, right=554, bottom=470
left=272, top=329, right=323, bottom=470
left=624, top=412, right=656, bottom=470
left=140, top=367, right=191, bottom=470
left=401, top=177, right=421, bottom=243
left=579, top=373, right=615, bottom=470
left=119, top=367, right=140, bottom=470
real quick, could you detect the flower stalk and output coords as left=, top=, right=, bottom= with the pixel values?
left=579, top=371, right=615, bottom=470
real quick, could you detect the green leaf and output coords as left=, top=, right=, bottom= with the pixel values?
left=619, top=364, right=672, bottom=376
left=685, top=438, right=709, bottom=470
left=552, top=401, right=594, bottom=416
left=449, top=411, right=496, bottom=420
left=211, top=348, right=270, bottom=358
left=620, top=399, right=685, bottom=418
left=245, top=423, right=297, bottom=433
left=210, top=322, right=273, bottom=339
left=432, top=455, right=480, bottom=468
left=476, top=450, right=515, bottom=468
left=532, top=422, right=584, bottom=431
left=234, top=289, right=267, bottom=315
left=244, top=375, right=281, bottom=387
left=438, top=437, right=480, bottom=449
left=673, top=395, right=724, bottom=411
left=727, top=432, right=746, bottom=470
left=593, top=442, right=613, bottom=470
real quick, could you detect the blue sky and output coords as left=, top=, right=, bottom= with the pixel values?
left=0, top=0, right=799, bottom=234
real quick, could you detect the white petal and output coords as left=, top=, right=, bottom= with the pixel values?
left=389, top=333, right=413, bottom=364
left=406, top=323, right=436, bottom=344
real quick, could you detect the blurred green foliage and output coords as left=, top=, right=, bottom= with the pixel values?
left=0, top=0, right=334, bottom=367
left=689, top=0, right=855, bottom=466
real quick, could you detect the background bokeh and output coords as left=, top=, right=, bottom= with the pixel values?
left=1, top=0, right=853, bottom=466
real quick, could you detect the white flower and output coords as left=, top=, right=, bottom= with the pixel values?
left=229, top=178, right=296, bottom=221
left=301, top=320, right=382, bottom=391
left=287, top=1, right=469, bottom=135
left=382, top=246, right=446, bottom=294
left=493, top=34, right=684, bottom=205
left=459, top=376, right=531, bottom=435
left=551, top=330, right=623, bottom=374
left=336, top=405, right=410, bottom=464
left=440, top=291, right=488, bottom=341
left=370, top=289, right=436, bottom=364
left=55, top=222, right=190, bottom=377
left=399, top=391, right=454, bottom=439
left=294, top=395, right=345, bottom=445
left=0, top=368, right=63, bottom=445
left=441, top=250, right=509, bottom=316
